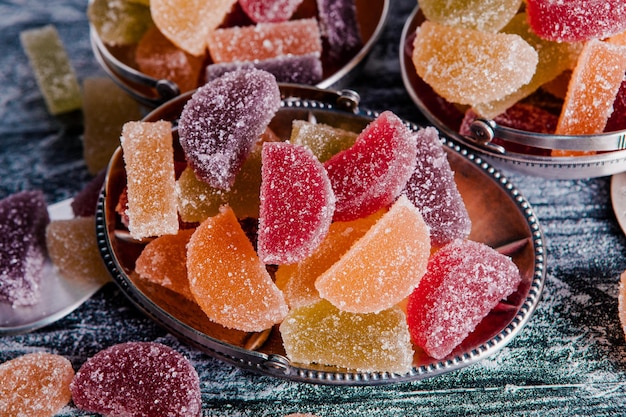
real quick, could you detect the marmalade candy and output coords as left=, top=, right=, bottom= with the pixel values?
left=418, top=0, right=522, bottom=32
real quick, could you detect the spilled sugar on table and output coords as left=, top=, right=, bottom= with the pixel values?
left=1, top=0, right=626, bottom=415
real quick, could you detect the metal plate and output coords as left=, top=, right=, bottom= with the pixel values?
left=400, top=6, right=626, bottom=179
left=96, top=85, right=546, bottom=385
left=0, top=199, right=108, bottom=335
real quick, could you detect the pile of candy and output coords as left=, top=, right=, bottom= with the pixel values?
left=88, top=0, right=364, bottom=92
left=411, top=0, right=626, bottom=156
left=114, top=68, right=521, bottom=373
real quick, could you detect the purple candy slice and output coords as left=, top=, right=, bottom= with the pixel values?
left=70, top=342, right=201, bottom=417
left=402, top=127, right=471, bottom=248
left=178, top=68, right=281, bottom=190
left=71, top=169, right=106, bottom=217
left=316, top=0, right=363, bottom=65
left=0, top=190, right=50, bottom=307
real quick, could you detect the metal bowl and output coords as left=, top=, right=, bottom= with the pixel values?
left=89, top=0, right=389, bottom=107
left=95, top=84, right=546, bottom=385
left=400, top=7, right=626, bottom=179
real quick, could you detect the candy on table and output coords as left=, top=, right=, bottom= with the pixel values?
left=472, top=13, right=582, bottom=119
left=0, top=352, right=74, bottom=417
left=0, top=190, right=49, bottom=307
left=239, top=0, right=304, bottom=23
left=135, top=26, right=205, bottom=94
left=280, top=299, right=414, bottom=373
left=289, top=119, right=358, bottom=162
left=178, top=68, right=281, bottom=190
left=46, top=217, right=111, bottom=285
left=70, top=342, right=201, bottom=417
left=20, top=25, right=82, bottom=115
left=411, top=20, right=538, bottom=107
left=207, top=18, right=322, bottom=63
left=402, top=126, right=471, bottom=248
left=88, top=0, right=154, bottom=46
left=150, top=0, right=237, bottom=56
left=323, top=111, right=418, bottom=222
left=275, top=209, right=384, bottom=308
left=315, top=195, right=430, bottom=314
left=186, top=205, right=288, bottom=332
left=605, top=79, right=626, bottom=132
left=257, top=142, right=335, bottom=264
left=526, top=0, right=626, bottom=43
left=82, top=77, right=142, bottom=175
left=315, top=0, right=363, bottom=64
left=71, top=169, right=107, bottom=217
left=135, top=228, right=195, bottom=300
left=120, top=120, right=179, bottom=240
left=206, top=53, right=323, bottom=85
left=417, top=0, right=522, bottom=32
left=406, top=238, right=521, bottom=360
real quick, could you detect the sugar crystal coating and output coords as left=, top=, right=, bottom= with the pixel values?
left=316, top=0, right=363, bottom=64
left=121, top=121, right=179, bottom=239
left=0, top=352, right=74, bottom=417
left=323, top=111, right=418, bottom=222
left=280, top=299, right=414, bottom=373
left=187, top=206, right=288, bottom=332
left=289, top=119, right=358, bottom=162
left=0, top=190, right=50, bottom=307
left=402, top=127, right=471, bottom=248
left=71, top=342, right=201, bottom=417
left=178, top=69, right=281, bottom=190
left=406, top=239, right=521, bottom=360
left=239, top=0, right=304, bottom=23
left=88, top=0, right=153, bottom=46
left=258, top=142, right=336, bottom=264
left=412, top=20, right=538, bottom=106
left=315, top=195, right=430, bottom=314
left=418, top=0, right=522, bottom=32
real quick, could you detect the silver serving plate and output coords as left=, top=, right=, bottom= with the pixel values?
left=96, top=85, right=546, bottom=385
left=89, top=0, right=389, bottom=107
left=400, top=7, right=626, bottom=179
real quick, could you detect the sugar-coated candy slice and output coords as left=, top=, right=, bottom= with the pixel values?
left=71, top=169, right=106, bottom=217
left=526, top=0, right=626, bottom=43
left=187, top=206, right=288, bottom=331
left=151, top=0, right=236, bottom=56
left=83, top=78, right=142, bottom=175
left=258, top=142, right=335, bottom=264
left=121, top=121, right=179, bottom=239
left=402, top=127, right=471, bottom=248
left=135, top=229, right=195, bottom=300
left=206, top=53, right=323, bottom=85
left=0, top=190, right=49, bottom=307
left=472, top=13, right=582, bottom=119
left=46, top=217, right=111, bottom=285
left=71, top=342, right=201, bottom=417
left=178, top=69, right=281, bottom=190
left=136, top=26, right=205, bottom=94
left=20, top=25, right=82, bottom=115
left=324, top=111, right=417, bottom=222
left=275, top=210, right=383, bottom=308
left=88, top=0, right=154, bottom=46
left=239, top=0, right=304, bottom=22
left=315, top=195, right=430, bottom=313
left=418, top=0, right=522, bottom=32
left=406, top=239, right=521, bottom=360
left=412, top=20, right=538, bottom=106
left=207, top=18, right=322, bottom=63
left=316, top=0, right=363, bottom=64
left=280, top=300, right=414, bottom=373
left=289, top=119, right=358, bottom=162
left=0, top=352, right=74, bottom=417
left=606, top=79, right=626, bottom=132
left=555, top=39, right=626, bottom=136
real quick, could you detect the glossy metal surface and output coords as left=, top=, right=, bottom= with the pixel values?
left=96, top=85, right=546, bottom=385
left=400, top=7, right=626, bottom=179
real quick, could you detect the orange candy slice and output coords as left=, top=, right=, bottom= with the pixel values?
left=315, top=195, right=430, bottom=314
left=186, top=206, right=288, bottom=332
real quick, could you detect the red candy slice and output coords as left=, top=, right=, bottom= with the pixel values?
left=178, top=68, right=281, bottom=190
left=238, top=0, right=304, bottom=23
left=70, top=342, right=201, bottom=417
left=258, top=142, right=335, bottom=264
left=406, top=239, right=521, bottom=360
left=323, top=111, right=418, bottom=222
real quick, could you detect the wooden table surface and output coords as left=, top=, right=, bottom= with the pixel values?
left=2, top=0, right=626, bottom=415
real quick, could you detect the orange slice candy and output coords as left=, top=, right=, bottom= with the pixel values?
left=186, top=205, right=288, bottom=332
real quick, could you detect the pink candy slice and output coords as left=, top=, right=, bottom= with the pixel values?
left=238, top=0, right=304, bottom=23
